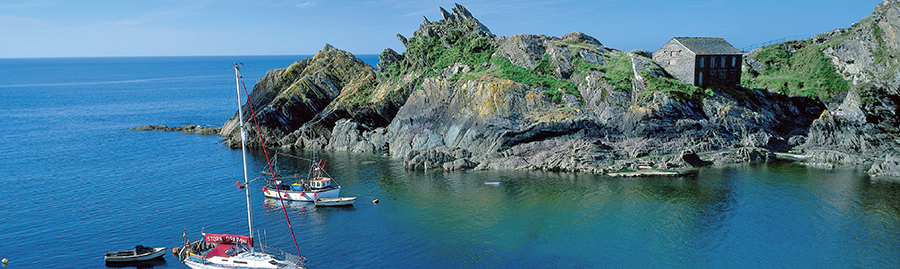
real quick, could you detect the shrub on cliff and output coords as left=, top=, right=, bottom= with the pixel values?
left=743, top=39, right=851, bottom=100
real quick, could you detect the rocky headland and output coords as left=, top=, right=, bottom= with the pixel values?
left=164, top=2, right=900, bottom=177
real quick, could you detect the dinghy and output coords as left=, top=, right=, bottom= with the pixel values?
left=104, top=245, right=166, bottom=262
left=314, top=197, right=356, bottom=207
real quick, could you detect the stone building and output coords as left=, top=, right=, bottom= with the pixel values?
left=652, top=37, right=743, bottom=87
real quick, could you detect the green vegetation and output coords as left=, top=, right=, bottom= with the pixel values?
left=381, top=20, right=736, bottom=104
left=572, top=52, right=634, bottom=92
left=642, top=70, right=713, bottom=103
left=870, top=23, right=900, bottom=82
left=386, top=24, right=588, bottom=103
left=743, top=38, right=851, bottom=100
left=392, top=23, right=496, bottom=79
left=872, top=24, right=890, bottom=65
left=485, top=55, right=579, bottom=103
left=337, top=73, right=378, bottom=106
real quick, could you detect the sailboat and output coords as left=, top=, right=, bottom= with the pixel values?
left=174, top=63, right=306, bottom=269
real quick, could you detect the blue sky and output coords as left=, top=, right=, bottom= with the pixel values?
left=0, top=0, right=883, bottom=58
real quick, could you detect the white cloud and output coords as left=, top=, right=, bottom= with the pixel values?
left=296, top=1, right=316, bottom=8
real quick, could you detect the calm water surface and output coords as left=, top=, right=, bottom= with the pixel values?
left=1, top=56, right=899, bottom=269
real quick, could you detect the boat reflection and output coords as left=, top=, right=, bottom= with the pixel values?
left=262, top=198, right=315, bottom=211
left=104, top=258, right=166, bottom=269
left=262, top=197, right=357, bottom=212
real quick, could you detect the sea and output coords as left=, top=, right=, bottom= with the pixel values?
left=1, top=56, right=900, bottom=269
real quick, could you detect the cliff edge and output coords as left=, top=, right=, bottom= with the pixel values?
left=220, top=2, right=900, bottom=177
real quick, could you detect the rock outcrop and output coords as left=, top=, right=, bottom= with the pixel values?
left=208, top=2, right=900, bottom=176
left=130, top=124, right=219, bottom=135
left=754, top=0, right=900, bottom=177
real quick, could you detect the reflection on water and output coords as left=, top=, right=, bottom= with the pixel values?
left=250, top=152, right=900, bottom=268
left=5, top=55, right=897, bottom=268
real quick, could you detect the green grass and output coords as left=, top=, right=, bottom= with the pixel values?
left=390, top=28, right=589, bottom=103
left=641, top=70, right=713, bottom=103
left=571, top=52, right=634, bottom=92
left=392, top=26, right=496, bottom=79
left=743, top=38, right=851, bottom=100
left=486, top=55, right=580, bottom=103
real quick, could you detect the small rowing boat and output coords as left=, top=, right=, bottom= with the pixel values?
left=315, top=197, right=356, bottom=207
left=104, top=245, right=166, bottom=262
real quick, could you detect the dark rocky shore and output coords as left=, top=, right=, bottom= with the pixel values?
left=142, top=2, right=900, bottom=178
left=130, top=124, right=219, bottom=135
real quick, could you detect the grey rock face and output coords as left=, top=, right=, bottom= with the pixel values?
left=204, top=3, right=900, bottom=176
left=869, top=154, right=900, bottom=177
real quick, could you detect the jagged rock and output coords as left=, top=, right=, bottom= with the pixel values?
left=326, top=119, right=387, bottom=153
left=442, top=63, right=471, bottom=77
left=404, top=148, right=456, bottom=170
left=396, top=34, right=408, bottom=49
left=193, top=2, right=900, bottom=175
left=805, top=111, right=880, bottom=158
left=679, top=149, right=712, bottom=167
left=868, top=154, right=900, bottom=177
left=788, top=135, right=807, bottom=148
left=561, top=31, right=603, bottom=48
left=219, top=44, right=378, bottom=149
left=494, top=34, right=547, bottom=70
left=378, top=48, right=402, bottom=73
left=741, top=132, right=788, bottom=152
left=804, top=150, right=870, bottom=166
left=443, top=158, right=477, bottom=171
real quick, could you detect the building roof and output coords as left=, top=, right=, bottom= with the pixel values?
left=673, top=37, right=743, bottom=55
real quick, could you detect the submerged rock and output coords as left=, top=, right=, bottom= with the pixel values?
left=130, top=124, right=219, bottom=135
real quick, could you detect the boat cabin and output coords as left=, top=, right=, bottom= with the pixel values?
left=310, top=177, right=332, bottom=189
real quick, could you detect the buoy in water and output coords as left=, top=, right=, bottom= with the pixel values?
left=2, top=257, right=8, bottom=265
left=236, top=181, right=244, bottom=189
left=172, top=247, right=180, bottom=257
left=372, top=198, right=379, bottom=204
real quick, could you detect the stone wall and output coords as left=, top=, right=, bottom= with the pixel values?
left=652, top=40, right=697, bottom=85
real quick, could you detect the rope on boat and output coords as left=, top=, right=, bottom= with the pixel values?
left=236, top=64, right=304, bottom=264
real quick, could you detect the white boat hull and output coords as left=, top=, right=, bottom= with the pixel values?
left=262, top=187, right=340, bottom=202
left=314, top=197, right=356, bottom=206
left=178, top=241, right=305, bottom=269
left=104, top=247, right=166, bottom=262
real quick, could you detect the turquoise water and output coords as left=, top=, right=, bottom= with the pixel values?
left=1, top=56, right=899, bottom=268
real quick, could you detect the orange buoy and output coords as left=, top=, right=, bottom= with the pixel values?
left=236, top=181, right=244, bottom=189
left=172, top=247, right=180, bottom=257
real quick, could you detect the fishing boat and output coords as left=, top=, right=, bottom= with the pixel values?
left=314, top=196, right=357, bottom=207
left=261, top=154, right=341, bottom=202
left=175, top=63, right=306, bottom=269
left=104, top=245, right=166, bottom=262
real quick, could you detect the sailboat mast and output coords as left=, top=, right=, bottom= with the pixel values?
left=234, top=63, right=254, bottom=250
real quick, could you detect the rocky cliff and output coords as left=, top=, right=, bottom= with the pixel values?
left=220, top=2, right=900, bottom=177
left=740, top=0, right=900, bottom=176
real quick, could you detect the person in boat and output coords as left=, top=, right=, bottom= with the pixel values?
left=273, top=179, right=293, bottom=191
left=135, top=245, right=151, bottom=254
